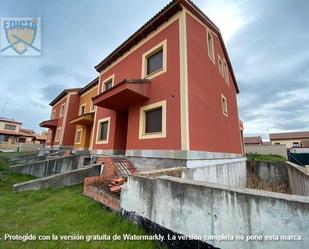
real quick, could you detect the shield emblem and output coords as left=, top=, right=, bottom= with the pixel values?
left=5, top=19, right=37, bottom=55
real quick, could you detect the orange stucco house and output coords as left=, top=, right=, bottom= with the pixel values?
left=40, top=0, right=245, bottom=168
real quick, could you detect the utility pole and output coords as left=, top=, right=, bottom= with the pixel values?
left=1, top=100, right=7, bottom=115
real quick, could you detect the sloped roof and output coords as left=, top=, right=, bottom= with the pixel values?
left=244, top=136, right=262, bottom=144
left=49, top=88, right=81, bottom=106
left=78, top=77, right=99, bottom=95
left=94, top=0, right=239, bottom=93
left=0, top=117, right=22, bottom=124
left=269, top=131, right=309, bottom=140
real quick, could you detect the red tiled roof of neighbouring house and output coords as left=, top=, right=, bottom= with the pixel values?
left=244, top=136, right=263, bottom=144
left=94, top=0, right=239, bottom=93
left=269, top=131, right=309, bottom=140
left=49, top=88, right=81, bottom=106
left=0, top=117, right=22, bottom=124
left=78, top=77, right=99, bottom=95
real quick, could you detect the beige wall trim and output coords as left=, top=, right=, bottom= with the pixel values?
left=141, top=39, right=167, bottom=80
left=179, top=10, right=190, bottom=150
left=138, top=100, right=167, bottom=139
left=99, top=13, right=181, bottom=76
left=96, top=117, right=111, bottom=144
left=89, top=75, right=102, bottom=150
left=60, top=94, right=70, bottom=145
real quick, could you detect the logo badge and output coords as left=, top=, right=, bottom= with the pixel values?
left=0, top=18, right=41, bottom=56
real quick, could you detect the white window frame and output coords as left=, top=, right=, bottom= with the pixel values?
left=51, top=109, right=56, bottom=119
left=101, top=75, right=114, bottom=92
left=55, top=127, right=61, bottom=142
left=96, top=117, right=111, bottom=144
left=60, top=103, right=65, bottom=117
left=221, top=94, right=228, bottom=117
left=207, top=30, right=215, bottom=64
left=139, top=100, right=166, bottom=139
left=141, top=39, right=167, bottom=80
left=75, top=128, right=83, bottom=144
left=80, top=104, right=86, bottom=115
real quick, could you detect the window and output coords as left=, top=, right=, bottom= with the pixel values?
left=275, top=142, right=280, bottom=145
left=104, top=79, right=113, bottom=91
left=142, top=40, right=167, bottom=79
left=60, top=104, right=65, bottom=117
left=102, top=75, right=114, bottom=92
left=139, top=100, right=166, bottom=139
left=75, top=129, right=82, bottom=144
left=51, top=110, right=55, bottom=119
left=145, top=108, right=162, bottom=133
left=80, top=104, right=86, bottom=115
left=4, top=124, right=16, bottom=130
left=218, top=56, right=229, bottom=84
left=293, top=142, right=300, bottom=147
left=96, top=117, right=110, bottom=144
left=207, top=31, right=215, bottom=63
left=147, top=49, right=163, bottom=75
left=18, top=137, right=26, bottom=143
left=221, top=94, right=228, bottom=116
left=55, top=127, right=61, bottom=142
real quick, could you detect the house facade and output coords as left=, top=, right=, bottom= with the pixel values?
left=269, top=131, right=309, bottom=148
left=40, top=0, right=244, bottom=168
left=0, top=117, right=23, bottom=143
left=40, top=88, right=80, bottom=149
left=70, top=78, right=98, bottom=151
left=89, top=0, right=243, bottom=167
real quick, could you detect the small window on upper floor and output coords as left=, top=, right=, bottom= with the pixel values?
left=60, top=104, right=65, bottom=117
left=147, top=49, right=163, bottom=75
left=207, top=31, right=215, bottom=63
left=221, top=94, right=228, bottom=117
left=104, top=79, right=113, bottom=91
left=142, top=40, right=167, bottom=79
left=4, top=124, right=16, bottom=130
left=80, top=105, right=86, bottom=115
left=218, top=55, right=229, bottom=85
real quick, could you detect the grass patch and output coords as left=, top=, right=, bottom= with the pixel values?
left=246, top=153, right=287, bottom=162
left=0, top=153, right=165, bottom=249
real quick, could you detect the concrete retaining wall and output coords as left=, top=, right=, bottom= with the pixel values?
left=8, top=155, right=47, bottom=165
left=182, top=158, right=246, bottom=187
left=246, top=160, right=289, bottom=185
left=121, top=175, right=309, bottom=249
left=9, top=155, right=84, bottom=177
left=245, top=145, right=287, bottom=158
left=287, top=162, right=309, bottom=196
left=13, top=164, right=101, bottom=192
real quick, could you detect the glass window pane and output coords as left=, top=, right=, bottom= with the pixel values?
left=147, top=49, right=163, bottom=75
left=99, top=121, right=108, bottom=140
left=104, top=80, right=113, bottom=91
left=145, top=107, right=162, bottom=133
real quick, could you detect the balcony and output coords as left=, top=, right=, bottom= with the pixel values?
left=92, top=79, right=150, bottom=111
left=70, top=112, right=95, bottom=126
left=39, top=119, right=58, bottom=128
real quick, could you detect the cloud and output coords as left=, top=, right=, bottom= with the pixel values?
left=225, top=0, right=309, bottom=136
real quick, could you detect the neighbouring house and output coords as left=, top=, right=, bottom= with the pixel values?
left=70, top=78, right=98, bottom=152
left=244, top=136, right=263, bottom=145
left=0, top=117, right=46, bottom=144
left=40, top=88, right=80, bottom=149
left=90, top=0, right=243, bottom=167
left=269, top=131, right=309, bottom=148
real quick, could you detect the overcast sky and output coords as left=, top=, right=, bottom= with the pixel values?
left=0, top=0, right=308, bottom=139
